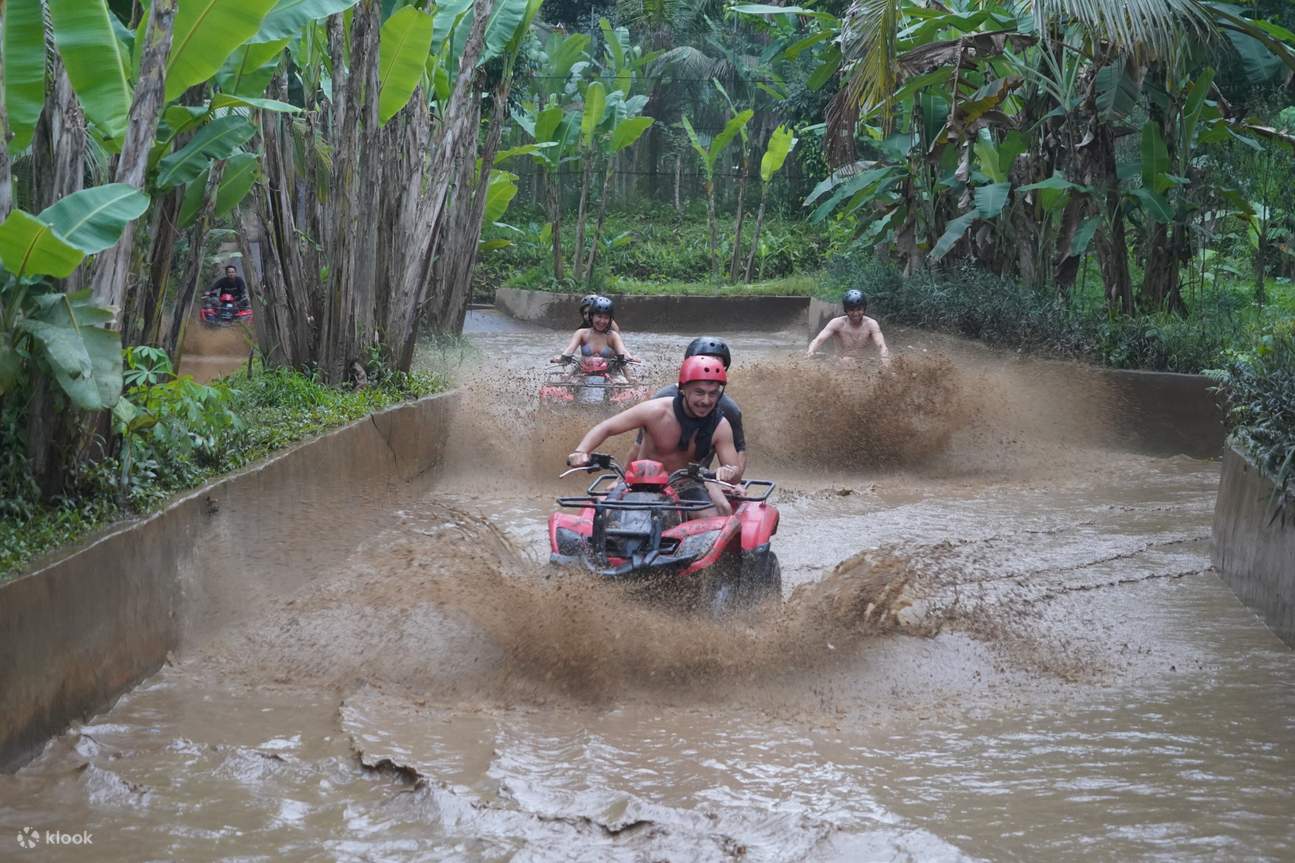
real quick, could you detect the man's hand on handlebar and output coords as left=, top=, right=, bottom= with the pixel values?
left=715, top=464, right=740, bottom=484
left=566, top=451, right=590, bottom=468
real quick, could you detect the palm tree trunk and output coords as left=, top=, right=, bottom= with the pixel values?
left=674, top=152, right=682, bottom=215
left=572, top=152, right=593, bottom=281
left=744, top=184, right=768, bottom=282
left=706, top=178, right=718, bottom=276
left=549, top=168, right=565, bottom=280
left=728, top=153, right=749, bottom=280
left=586, top=158, right=615, bottom=288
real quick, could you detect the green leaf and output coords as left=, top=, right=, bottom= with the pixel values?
left=1140, top=121, right=1171, bottom=194
left=484, top=171, right=518, bottom=224
left=481, top=0, right=530, bottom=65
left=599, top=18, right=625, bottom=70
left=1183, top=66, right=1215, bottom=149
left=166, top=0, right=279, bottom=102
left=156, top=115, right=257, bottom=188
left=1019, top=172, right=1085, bottom=212
left=1069, top=216, right=1100, bottom=256
left=0, top=210, right=86, bottom=279
left=23, top=308, right=123, bottom=410
left=48, top=0, right=133, bottom=145
left=0, top=345, right=21, bottom=397
left=479, top=238, right=512, bottom=252
left=974, top=182, right=1011, bottom=218
left=1223, top=28, right=1285, bottom=84
left=783, top=29, right=832, bottom=61
left=212, top=93, right=301, bottom=112
left=1095, top=58, right=1138, bottom=119
left=610, top=117, right=653, bottom=154
left=251, top=0, right=359, bottom=43
left=580, top=81, right=608, bottom=149
left=711, top=109, right=754, bottom=162
left=494, top=142, right=557, bottom=163
left=432, top=0, right=474, bottom=52
left=930, top=210, right=978, bottom=260
left=535, top=104, right=566, bottom=148
left=1131, top=187, right=1172, bottom=222
left=806, top=45, right=840, bottom=92
left=4, top=0, right=47, bottom=151
left=38, top=184, right=152, bottom=255
left=378, top=6, right=436, bottom=124
left=178, top=152, right=260, bottom=226
left=681, top=116, right=709, bottom=169
left=759, top=125, right=797, bottom=184
left=217, top=39, right=288, bottom=95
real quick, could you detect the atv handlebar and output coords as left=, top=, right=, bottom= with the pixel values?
left=559, top=454, right=774, bottom=503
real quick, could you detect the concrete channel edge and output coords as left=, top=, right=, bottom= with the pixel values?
left=1213, top=446, right=1295, bottom=648
left=0, top=390, right=461, bottom=772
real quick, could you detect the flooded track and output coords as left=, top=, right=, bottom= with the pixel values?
left=2, top=312, right=1292, bottom=861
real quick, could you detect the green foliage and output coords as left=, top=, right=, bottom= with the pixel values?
left=828, top=252, right=1287, bottom=374
left=1207, top=325, right=1295, bottom=515
left=481, top=206, right=847, bottom=295
left=0, top=358, right=448, bottom=580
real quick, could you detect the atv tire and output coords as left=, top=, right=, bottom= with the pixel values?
left=739, top=550, right=783, bottom=608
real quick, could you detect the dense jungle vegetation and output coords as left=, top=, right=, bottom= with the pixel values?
left=1, top=0, right=1293, bottom=575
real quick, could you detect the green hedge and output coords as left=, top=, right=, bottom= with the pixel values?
left=0, top=364, right=447, bottom=579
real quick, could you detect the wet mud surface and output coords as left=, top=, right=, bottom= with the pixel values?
left=2, top=312, right=1293, bottom=861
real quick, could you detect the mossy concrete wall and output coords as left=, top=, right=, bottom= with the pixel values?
left=0, top=391, right=459, bottom=772
left=495, top=287, right=809, bottom=332
left=1213, top=446, right=1295, bottom=647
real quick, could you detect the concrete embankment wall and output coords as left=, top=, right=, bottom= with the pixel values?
left=1213, top=447, right=1295, bottom=647
left=0, top=391, right=460, bottom=772
left=495, top=287, right=809, bottom=332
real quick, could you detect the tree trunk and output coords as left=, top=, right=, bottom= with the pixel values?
left=549, top=168, right=565, bottom=280
left=586, top=158, right=615, bottom=289
left=744, top=184, right=768, bottom=283
left=728, top=153, right=749, bottom=281
left=87, top=0, right=177, bottom=322
left=135, top=189, right=183, bottom=345
left=674, top=152, right=682, bottom=215
left=319, top=0, right=382, bottom=383
left=163, top=161, right=226, bottom=362
left=572, top=151, right=593, bottom=281
left=705, top=178, right=718, bottom=276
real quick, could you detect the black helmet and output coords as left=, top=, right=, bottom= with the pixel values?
left=843, top=289, right=867, bottom=311
left=589, top=295, right=614, bottom=318
left=579, top=293, right=599, bottom=314
left=684, top=336, right=731, bottom=369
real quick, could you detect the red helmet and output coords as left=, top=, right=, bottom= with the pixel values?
left=678, top=355, right=727, bottom=386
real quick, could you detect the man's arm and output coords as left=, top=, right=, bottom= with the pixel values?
left=807, top=318, right=839, bottom=356
left=711, top=420, right=740, bottom=483
left=569, top=401, right=657, bottom=464
left=870, top=320, right=891, bottom=364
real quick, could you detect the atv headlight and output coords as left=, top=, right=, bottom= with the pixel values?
left=555, top=527, right=587, bottom=556
left=676, top=530, right=722, bottom=560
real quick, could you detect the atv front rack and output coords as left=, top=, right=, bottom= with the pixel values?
left=555, top=472, right=775, bottom=510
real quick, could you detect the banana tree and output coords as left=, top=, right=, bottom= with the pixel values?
left=744, top=125, right=797, bottom=282
left=585, top=107, right=654, bottom=288
left=682, top=106, right=753, bottom=276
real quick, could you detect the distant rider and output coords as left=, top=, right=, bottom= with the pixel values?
left=206, top=264, right=249, bottom=309
left=553, top=296, right=638, bottom=373
left=568, top=356, right=739, bottom=517
left=626, top=336, right=747, bottom=481
left=579, top=293, right=620, bottom=332
left=807, top=289, right=890, bottom=363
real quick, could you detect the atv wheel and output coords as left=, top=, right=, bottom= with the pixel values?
left=702, top=566, right=742, bottom=618
left=739, top=550, right=783, bottom=607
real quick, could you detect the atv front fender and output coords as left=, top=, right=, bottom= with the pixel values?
left=737, top=501, right=779, bottom=551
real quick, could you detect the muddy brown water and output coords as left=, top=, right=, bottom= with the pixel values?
left=3, top=311, right=1293, bottom=861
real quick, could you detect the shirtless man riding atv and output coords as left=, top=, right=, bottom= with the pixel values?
left=807, top=289, right=890, bottom=364
left=567, top=356, right=740, bottom=516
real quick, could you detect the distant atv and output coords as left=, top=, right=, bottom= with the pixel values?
left=200, top=290, right=253, bottom=327
left=540, top=354, right=647, bottom=408
left=549, top=454, right=781, bottom=616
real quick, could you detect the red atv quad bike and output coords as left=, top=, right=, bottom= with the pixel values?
left=539, top=354, right=647, bottom=408
left=200, top=291, right=253, bottom=327
left=548, top=453, right=782, bottom=615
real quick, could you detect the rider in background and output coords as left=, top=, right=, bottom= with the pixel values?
left=206, top=264, right=249, bottom=309
left=553, top=295, right=638, bottom=367
left=626, top=336, right=746, bottom=481
left=579, top=293, right=620, bottom=332
left=807, top=289, right=890, bottom=363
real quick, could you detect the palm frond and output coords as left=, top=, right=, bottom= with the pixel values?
left=654, top=45, right=727, bottom=79
left=1027, top=0, right=1214, bottom=60
left=836, top=0, right=901, bottom=135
